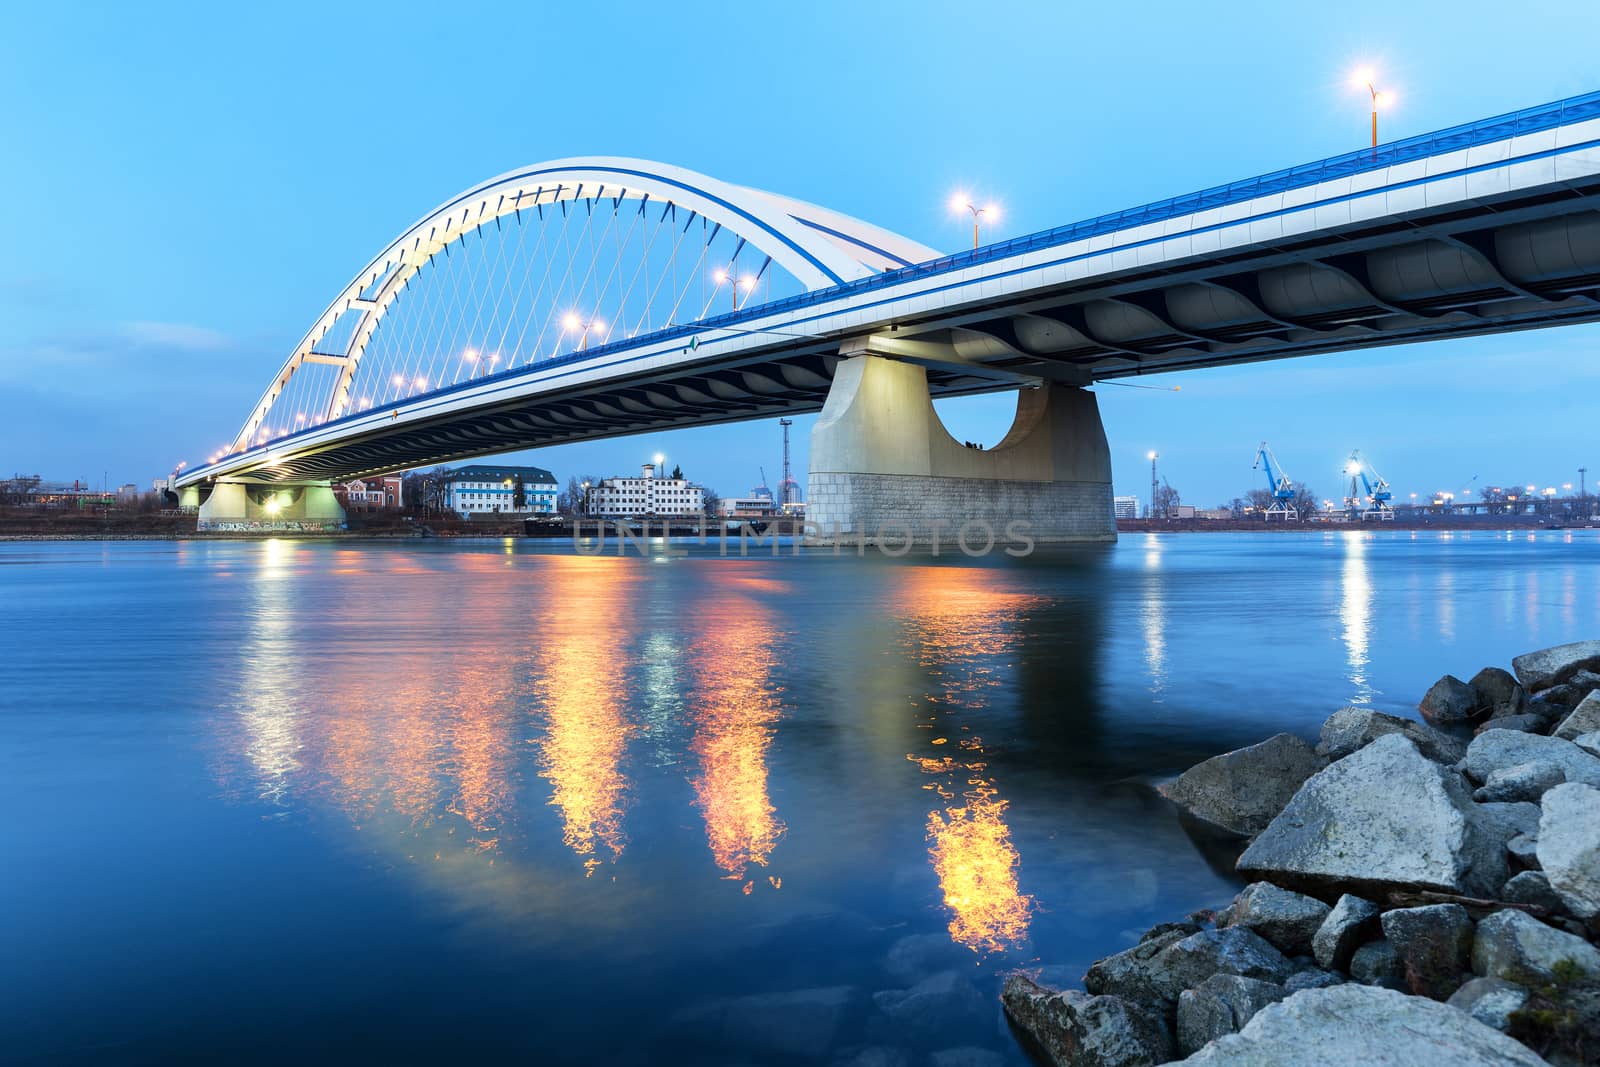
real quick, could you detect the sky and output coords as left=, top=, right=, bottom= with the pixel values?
left=2, top=0, right=1598, bottom=506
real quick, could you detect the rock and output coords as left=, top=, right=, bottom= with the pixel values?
left=1473, top=760, right=1567, bottom=803
left=1349, top=939, right=1404, bottom=987
left=1542, top=669, right=1600, bottom=708
left=1478, top=800, right=1544, bottom=843
left=1537, top=782, right=1600, bottom=919
left=927, top=1049, right=1004, bottom=1067
left=1507, top=832, right=1541, bottom=870
left=1472, top=909, right=1600, bottom=986
left=1379, top=904, right=1474, bottom=1001
left=1474, top=713, right=1547, bottom=736
left=1237, top=734, right=1507, bottom=898
left=1420, top=674, right=1483, bottom=724
left=1574, top=731, right=1600, bottom=758
left=1446, top=977, right=1532, bottom=1033
left=1463, top=729, right=1600, bottom=787
left=1283, top=968, right=1343, bottom=992
left=1174, top=975, right=1287, bottom=1056
left=1137, top=921, right=1203, bottom=945
left=1471, top=667, right=1526, bottom=717
left=1512, top=639, right=1600, bottom=692
left=1502, top=871, right=1569, bottom=913
left=1084, top=928, right=1293, bottom=1009
left=673, top=985, right=858, bottom=1059
left=871, top=971, right=989, bottom=1048
left=1220, top=882, right=1330, bottom=956
left=1554, top=690, right=1600, bottom=741
left=1315, top=706, right=1465, bottom=765
left=836, top=1048, right=913, bottom=1067
left=1158, top=733, right=1325, bottom=838
left=1172, top=984, right=1547, bottom=1066
left=1000, top=974, right=1173, bottom=1067
left=884, top=932, right=969, bottom=983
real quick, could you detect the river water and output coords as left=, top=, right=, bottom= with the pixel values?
left=3, top=530, right=1597, bottom=1063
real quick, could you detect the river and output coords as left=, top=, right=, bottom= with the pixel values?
left=3, top=530, right=1596, bottom=1063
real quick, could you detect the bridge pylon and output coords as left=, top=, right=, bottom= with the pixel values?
left=805, top=344, right=1114, bottom=545
left=194, top=479, right=346, bottom=532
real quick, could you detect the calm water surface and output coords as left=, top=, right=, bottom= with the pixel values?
left=4, top=531, right=1598, bottom=1063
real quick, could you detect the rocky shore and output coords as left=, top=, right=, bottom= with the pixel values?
left=1003, top=640, right=1600, bottom=1066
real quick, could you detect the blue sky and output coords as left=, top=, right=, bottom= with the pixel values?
left=2, top=1, right=1598, bottom=504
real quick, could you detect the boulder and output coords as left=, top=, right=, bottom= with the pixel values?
left=1512, top=639, right=1600, bottom=692
left=1472, top=909, right=1600, bottom=986
left=1470, top=666, right=1525, bottom=717
left=1379, top=904, right=1474, bottom=1001
left=1474, top=713, right=1547, bottom=736
left=1463, top=729, right=1600, bottom=787
left=1502, top=871, right=1568, bottom=913
left=1314, top=706, right=1465, bottom=765
left=1349, top=939, right=1404, bottom=987
left=1283, top=968, right=1343, bottom=992
left=1420, top=674, right=1482, bottom=725
left=1472, top=760, right=1566, bottom=803
left=871, top=971, right=989, bottom=1048
left=1237, top=734, right=1507, bottom=898
left=1220, top=883, right=1330, bottom=956
left=1000, top=975, right=1172, bottom=1067
left=883, top=932, right=970, bottom=984
left=1574, top=731, right=1600, bottom=759
left=1537, top=782, right=1600, bottom=919
left=1506, top=832, right=1541, bottom=870
left=1312, top=894, right=1381, bottom=971
left=1158, top=733, right=1325, bottom=838
left=1477, top=800, right=1543, bottom=843
left=1084, top=928, right=1292, bottom=1009
left=1174, top=975, right=1287, bottom=1056
left=1541, top=668, right=1600, bottom=708
left=1553, top=691, right=1600, bottom=741
left=1446, top=977, right=1532, bottom=1033
left=1172, top=984, right=1548, bottom=1066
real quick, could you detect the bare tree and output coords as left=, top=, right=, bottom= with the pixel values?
left=1152, top=479, right=1181, bottom=520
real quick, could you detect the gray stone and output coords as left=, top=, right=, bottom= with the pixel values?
left=1315, top=705, right=1465, bottom=765
left=1472, top=908, right=1600, bottom=986
left=1379, top=904, right=1474, bottom=1001
left=871, top=970, right=988, bottom=1048
left=1478, top=800, right=1544, bottom=843
left=1473, top=760, right=1567, bottom=803
left=1084, top=927, right=1293, bottom=1009
left=1554, top=690, right=1600, bottom=740
left=1283, top=968, right=1344, bottom=992
left=1507, top=832, right=1541, bottom=870
left=1000, top=974, right=1173, bottom=1067
left=1463, top=729, right=1600, bottom=787
left=1318, top=895, right=1382, bottom=972
left=1137, top=920, right=1203, bottom=945
left=1543, top=669, right=1600, bottom=708
left=1512, top=639, right=1600, bottom=691
left=1575, top=731, right=1600, bottom=758
left=1502, top=870, right=1568, bottom=913
left=1174, top=975, right=1287, bottom=1056
left=1474, top=712, right=1547, bottom=735
left=1446, top=977, right=1533, bottom=1034
left=1420, top=673, right=1482, bottom=724
left=1158, top=733, right=1325, bottom=838
left=673, top=985, right=858, bottom=1059
left=1220, top=882, right=1330, bottom=956
left=1349, top=939, right=1405, bottom=987
left=927, top=1049, right=1004, bottom=1067
left=1173, top=984, right=1547, bottom=1066
left=1471, top=666, right=1526, bottom=717
left=1538, top=782, right=1600, bottom=919
left=1237, top=734, right=1507, bottom=898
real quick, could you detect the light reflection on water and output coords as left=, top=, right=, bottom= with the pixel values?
left=8, top=532, right=1600, bottom=1062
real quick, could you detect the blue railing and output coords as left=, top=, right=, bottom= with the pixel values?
left=208, top=88, right=1600, bottom=475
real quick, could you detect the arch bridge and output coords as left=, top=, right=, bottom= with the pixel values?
left=178, top=91, right=1600, bottom=539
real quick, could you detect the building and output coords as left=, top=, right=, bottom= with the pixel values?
left=444, top=465, right=558, bottom=516
left=336, top=476, right=404, bottom=512
left=590, top=462, right=704, bottom=517
left=718, top=496, right=778, bottom=519
left=1113, top=495, right=1142, bottom=519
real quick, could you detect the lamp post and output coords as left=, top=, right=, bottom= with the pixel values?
left=562, top=312, right=603, bottom=351
left=1148, top=451, right=1159, bottom=521
left=1351, top=69, right=1389, bottom=153
left=712, top=267, right=758, bottom=312
left=581, top=480, right=591, bottom=517
left=950, top=194, right=1000, bottom=250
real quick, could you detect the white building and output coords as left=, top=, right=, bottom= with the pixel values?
left=590, top=463, right=704, bottom=517
left=444, top=464, right=558, bottom=516
left=1113, top=495, right=1141, bottom=519
left=718, top=496, right=778, bottom=519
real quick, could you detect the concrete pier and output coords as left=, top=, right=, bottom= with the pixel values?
left=805, top=353, right=1115, bottom=544
left=196, top=480, right=346, bottom=532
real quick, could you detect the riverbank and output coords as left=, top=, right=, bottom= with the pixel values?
left=1118, top=517, right=1593, bottom=534
left=1003, top=641, right=1600, bottom=1065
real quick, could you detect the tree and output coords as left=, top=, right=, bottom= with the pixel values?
left=559, top=474, right=599, bottom=515
left=671, top=463, right=683, bottom=480
left=1152, top=479, right=1180, bottom=520
left=1245, top=488, right=1274, bottom=515
left=1290, top=483, right=1320, bottom=519
left=700, top=487, right=721, bottom=515
left=512, top=475, right=527, bottom=510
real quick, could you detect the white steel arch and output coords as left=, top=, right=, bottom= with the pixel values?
left=231, top=158, right=937, bottom=453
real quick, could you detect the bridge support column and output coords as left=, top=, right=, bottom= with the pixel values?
left=805, top=354, right=1114, bottom=545
left=196, top=480, right=346, bottom=532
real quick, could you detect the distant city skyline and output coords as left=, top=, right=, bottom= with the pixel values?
left=3, top=1, right=1598, bottom=504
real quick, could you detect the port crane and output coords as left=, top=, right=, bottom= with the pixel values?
left=1253, top=442, right=1299, bottom=520
left=1345, top=451, right=1395, bottom=521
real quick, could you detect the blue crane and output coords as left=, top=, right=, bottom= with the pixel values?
left=1346, top=451, right=1395, bottom=520
left=1252, top=442, right=1298, bottom=520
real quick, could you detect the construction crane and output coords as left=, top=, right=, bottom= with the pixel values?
left=1253, top=442, right=1299, bottom=521
left=1345, top=450, right=1395, bottom=521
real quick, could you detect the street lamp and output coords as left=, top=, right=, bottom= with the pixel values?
left=581, top=479, right=591, bottom=516
left=712, top=267, right=758, bottom=312
left=950, top=193, right=1000, bottom=250
left=562, top=312, right=604, bottom=351
left=1148, top=450, right=1159, bottom=520
left=1350, top=68, right=1390, bottom=151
